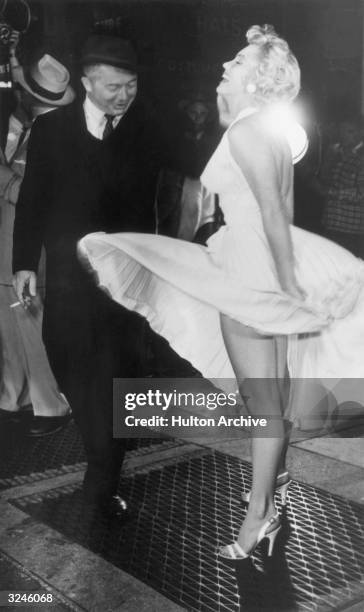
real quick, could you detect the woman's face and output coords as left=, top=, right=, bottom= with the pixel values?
left=217, top=45, right=260, bottom=96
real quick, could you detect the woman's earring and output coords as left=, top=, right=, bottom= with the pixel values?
left=246, top=83, right=257, bottom=94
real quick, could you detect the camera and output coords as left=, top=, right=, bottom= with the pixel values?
left=0, top=20, right=12, bottom=44
left=0, top=0, right=31, bottom=87
left=0, top=21, right=12, bottom=86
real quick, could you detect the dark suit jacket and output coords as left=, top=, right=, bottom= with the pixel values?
left=13, top=98, right=162, bottom=282
left=12, top=98, right=163, bottom=387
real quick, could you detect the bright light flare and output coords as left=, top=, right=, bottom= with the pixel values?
left=265, top=103, right=309, bottom=164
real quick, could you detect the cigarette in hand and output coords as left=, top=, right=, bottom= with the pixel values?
left=10, top=301, right=22, bottom=308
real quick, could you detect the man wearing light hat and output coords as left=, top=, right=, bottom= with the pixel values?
left=0, top=52, right=74, bottom=436
left=12, top=35, right=164, bottom=519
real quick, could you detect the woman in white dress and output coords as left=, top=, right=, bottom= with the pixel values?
left=79, top=25, right=364, bottom=559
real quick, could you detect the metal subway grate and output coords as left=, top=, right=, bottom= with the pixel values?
left=12, top=450, right=364, bottom=611
left=0, top=419, right=179, bottom=490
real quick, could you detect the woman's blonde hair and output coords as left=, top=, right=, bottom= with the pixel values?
left=246, top=24, right=300, bottom=104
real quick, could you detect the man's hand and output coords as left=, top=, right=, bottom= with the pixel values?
left=9, top=30, right=21, bottom=71
left=13, top=270, right=37, bottom=308
left=9, top=30, right=20, bottom=54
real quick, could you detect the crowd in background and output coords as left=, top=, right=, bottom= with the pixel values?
left=295, top=113, right=364, bottom=259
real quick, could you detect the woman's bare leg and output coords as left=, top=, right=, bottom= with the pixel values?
left=275, top=335, right=292, bottom=475
left=220, top=314, right=286, bottom=553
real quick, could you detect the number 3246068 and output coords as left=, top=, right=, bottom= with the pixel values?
left=8, top=592, right=54, bottom=604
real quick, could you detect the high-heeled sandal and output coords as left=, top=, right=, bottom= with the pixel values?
left=242, top=471, right=292, bottom=506
left=218, top=512, right=281, bottom=560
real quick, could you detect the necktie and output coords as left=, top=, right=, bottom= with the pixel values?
left=102, top=114, right=114, bottom=139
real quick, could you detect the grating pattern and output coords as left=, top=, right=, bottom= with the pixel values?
left=0, top=419, right=179, bottom=490
left=12, top=450, right=364, bottom=612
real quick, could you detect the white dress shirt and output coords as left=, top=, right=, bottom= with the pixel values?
left=83, top=96, right=121, bottom=139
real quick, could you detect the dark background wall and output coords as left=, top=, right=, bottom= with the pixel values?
left=21, top=0, right=363, bottom=123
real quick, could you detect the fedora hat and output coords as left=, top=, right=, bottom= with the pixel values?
left=80, top=35, right=138, bottom=73
left=13, top=54, right=75, bottom=106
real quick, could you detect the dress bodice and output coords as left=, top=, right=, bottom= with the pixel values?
left=201, top=106, right=308, bottom=228
left=201, top=108, right=260, bottom=227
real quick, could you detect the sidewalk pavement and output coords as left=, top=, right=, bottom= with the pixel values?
left=1, top=413, right=363, bottom=611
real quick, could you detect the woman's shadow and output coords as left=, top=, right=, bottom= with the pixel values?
left=233, top=509, right=298, bottom=611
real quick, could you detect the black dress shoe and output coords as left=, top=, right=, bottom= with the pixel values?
left=82, top=495, right=130, bottom=523
left=0, top=409, right=21, bottom=424
left=101, top=495, right=130, bottom=520
left=26, top=415, right=71, bottom=437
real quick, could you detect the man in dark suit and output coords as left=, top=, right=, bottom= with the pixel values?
left=12, top=35, right=163, bottom=517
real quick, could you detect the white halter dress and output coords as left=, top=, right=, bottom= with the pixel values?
left=78, top=109, right=364, bottom=426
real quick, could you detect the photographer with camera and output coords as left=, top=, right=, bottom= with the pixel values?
left=0, top=0, right=31, bottom=149
left=0, top=32, right=74, bottom=435
left=0, top=22, right=13, bottom=89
